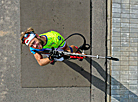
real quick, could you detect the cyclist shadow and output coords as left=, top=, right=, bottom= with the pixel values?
left=64, top=57, right=138, bottom=101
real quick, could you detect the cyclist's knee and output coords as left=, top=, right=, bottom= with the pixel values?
left=70, top=45, right=77, bottom=52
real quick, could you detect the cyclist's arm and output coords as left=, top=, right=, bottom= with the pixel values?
left=33, top=52, right=51, bottom=66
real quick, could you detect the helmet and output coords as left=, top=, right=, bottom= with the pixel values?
left=22, top=31, right=36, bottom=46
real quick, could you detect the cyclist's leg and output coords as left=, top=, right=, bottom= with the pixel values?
left=62, top=43, right=77, bottom=53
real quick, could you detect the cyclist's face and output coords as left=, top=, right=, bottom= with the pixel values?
left=28, top=37, right=43, bottom=49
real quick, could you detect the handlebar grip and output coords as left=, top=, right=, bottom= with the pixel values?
left=107, top=57, right=119, bottom=61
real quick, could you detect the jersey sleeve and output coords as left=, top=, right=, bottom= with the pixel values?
left=29, top=47, right=43, bottom=54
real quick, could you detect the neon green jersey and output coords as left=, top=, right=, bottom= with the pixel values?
left=39, top=31, right=65, bottom=49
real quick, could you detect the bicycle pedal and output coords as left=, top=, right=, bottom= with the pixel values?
left=50, top=60, right=55, bottom=65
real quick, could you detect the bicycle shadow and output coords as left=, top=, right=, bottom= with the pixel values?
left=64, top=57, right=138, bottom=101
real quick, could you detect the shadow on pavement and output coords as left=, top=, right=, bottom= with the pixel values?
left=64, top=58, right=138, bottom=101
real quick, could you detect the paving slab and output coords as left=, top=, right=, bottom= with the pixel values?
left=91, top=0, right=107, bottom=101
left=21, top=0, right=90, bottom=87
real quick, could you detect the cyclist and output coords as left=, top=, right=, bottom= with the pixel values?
left=20, top=27, right=79, bottom=66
